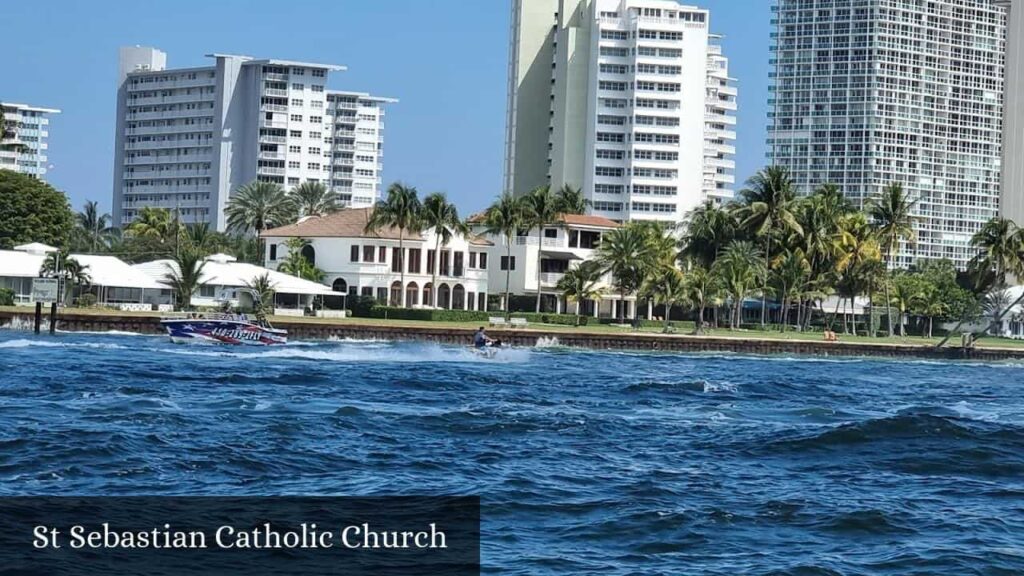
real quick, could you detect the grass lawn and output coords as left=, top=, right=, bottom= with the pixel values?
left=3, top=305, right=1023, bottom=350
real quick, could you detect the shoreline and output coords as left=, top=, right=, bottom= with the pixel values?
left=2, top=308, right=1022, bottom=362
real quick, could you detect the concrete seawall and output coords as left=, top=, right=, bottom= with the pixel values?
left=2, top=310, right=1022, bottom=362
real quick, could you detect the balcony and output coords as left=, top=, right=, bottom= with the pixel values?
left=259, top=134, right=287, bottom=144
left=540, top=273, right=566, bottom=286
left=515, top=237, right=563, bottom=248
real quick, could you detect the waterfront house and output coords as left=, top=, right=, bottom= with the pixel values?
left=470, top=213, right=632, bottom=318
left=261, top=208, right=491, bottom=310
left=132, top=253, right=336, bottom=316
left=0, top=243, right=164, bottom=309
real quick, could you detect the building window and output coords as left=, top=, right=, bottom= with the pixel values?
left=479, top=253, right=488, bottom=270
left=469, top=252, right=477, bottom=268
left=292, top=83, right=304, bottom=90
left=350, top=245, right=360, bottom=262
left=269, top=244, right=278, bottom=261
left=408, top=249, right=422, bottom=274
left=290, top=114, right=303, bottom=122
left=378, top=246, right=387, bottom=262
left=500, top=256, right=516, bottom=271
left=363, top=245, right=375, bottom=263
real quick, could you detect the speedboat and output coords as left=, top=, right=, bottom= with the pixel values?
left=161, top=314, right=287, bottom=346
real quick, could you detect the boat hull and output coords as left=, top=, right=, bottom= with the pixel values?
left=161, top=319, right=288, bottom=346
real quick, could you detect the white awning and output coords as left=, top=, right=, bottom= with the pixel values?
left=132, top=257, right=336, bottom=297
left=0, top=250, right=162, bottom=290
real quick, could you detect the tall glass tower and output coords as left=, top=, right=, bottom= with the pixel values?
left=767, top=0, right=1007, bottom=268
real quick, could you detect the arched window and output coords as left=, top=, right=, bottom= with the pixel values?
left=452, top=284, right=466, bottom=311
left=332, top=278, right=347, bottom=293
left=301, top=244, right=316, bottom=266
left=438, top=283, right=452, bottom=310
left=405, top=282, right=419, bottom=307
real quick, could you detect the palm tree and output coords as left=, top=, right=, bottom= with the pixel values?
left=40, top=250, right=91, bottom=305
left=890, top=272, right=926, bottom=338
left=868, top=183, right=918, bottom=336
left=521, top=185, right=563, bottom=313
left=422, top=192, right=469, bottom=308
left=833, top=212, right=882, bottom=334
left=597, top=222, right=660, bottom=324
left=126, top=207, right=181, bottom=255
left=289, top=181, right=343, bottom=219
left=641, top=266, right=688, bottom=333
left=226, top=181, right=293, bottom=235
left=555, top=184, right=590, bottom=214
left=680, top=200, right=737, bottom=268
left=793, top=184, right=851, bottom=329
left=278, top=237, right=326, bottom=282
left=163, top=247, right=208, bottom=312
left=963, top=219, right=1024, bottom=340
left=682, top=264, right=718, bottom=334
left=364, top=183, right=423, bottom=308
left=771, top=248, right=810, bottom=331
left=75, top=201, right=114, bottom=253
left=244, top=273, right=276, bottom=318
left=484, top=193, right=525, bottom=319
left=733, top=167, right=803, bottom=328
left=713, top=240, right=765, bottom=330
left=556, top=260, right=605, bottom=326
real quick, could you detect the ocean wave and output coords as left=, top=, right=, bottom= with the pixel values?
left=0, top=339, right=128, bottom=351
left=157, top=342, right=532, bottom=364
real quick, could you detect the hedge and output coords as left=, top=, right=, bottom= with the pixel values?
left=0, top=288, right=13, bottom=307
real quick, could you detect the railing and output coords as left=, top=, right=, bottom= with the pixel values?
left=516, top=237, right=563, bottom=247
left=540, top=273, right=566, bottom=286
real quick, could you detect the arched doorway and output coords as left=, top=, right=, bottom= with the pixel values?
left=452, top=284, right=466, bottom=310
left=301, top=244, right=316, bottom=266
left=389, top=281, right=402, bottom=306
left=438, top=283, right=451, bottom=310
left=331, top=278, right=347, bottom=293
left=422, top=283, right=434, bottom=308
left=405, top=282, right=419, bottom=307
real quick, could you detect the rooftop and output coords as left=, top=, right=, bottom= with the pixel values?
left=261, top=208, right=426, bottom=241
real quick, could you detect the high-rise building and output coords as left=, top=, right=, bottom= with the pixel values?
left=768, top=0, right=1006, bottom=269
left=998, top=0, right=1024, bottom=227
left=111, top=47, right=395, bottom=230
left=504, top=0, right=737, bottom=223
left=0, top=102, right=60, bottom=180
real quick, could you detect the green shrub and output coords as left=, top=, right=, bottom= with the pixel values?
left=0, top=288, right=14, bottom=306
left=368, top=307, right=491, bottom=323
left=510, top=313, right=589, bottom=326
left=347, top=295, right=383, bottom=318
left=76, top=293, right=97, bottom=308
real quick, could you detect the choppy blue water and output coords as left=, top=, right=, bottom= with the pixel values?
left=1, top=331, right=1022, bottom=574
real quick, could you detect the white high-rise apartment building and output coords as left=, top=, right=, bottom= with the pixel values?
left=0, top=102, right=60, bottom=180
left=768, top=0, right=1006, bottom=269
left=504, top=0, right=737, bottom=223
left=997, top=0, right=1024, bottom=227
left=112, top=47, right=395, bottom=230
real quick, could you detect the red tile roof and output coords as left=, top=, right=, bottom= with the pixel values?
left=261, top=208, right=425, bottom=241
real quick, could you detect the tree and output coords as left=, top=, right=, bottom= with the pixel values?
left=640, top=266, right=688, bottom=333
left=597, top=222, right=662, bottom=324
left=713, top=240, right=765, bottom=330
left=289, top=181, right=342, bottom=219
left=364, top=183, right=423, bottom=308
left=421, top=192, right=469, bottom=308
left=125, top=207, right=181, bottom=256
left=40, top=250, right=91, bottom=304
left=833, top=213, right=882, bottom=335
left=226, top=181, right=293, bottom=235
left=163, top=246, right=208, bottom=311
left=682, top=264, right=718, bottom=334
left=771, top=248, right=810, bottom=331
left=556, top=260, right=605, bottom=326
left=0, top=170, right=73, bottom=249
left=680, top=200, right=737, bottom=268
left=278, top=237, right=325, bottom=282
left=733, top=167, right=803, bottom=328
left=521, top=185, right=563, bottom=313
left=554, top=184, right=589, bottom=215
left=74, top=200, right=115, bottom=253
left=889, top=272, right=926, bottom=337
left=868, top=183, right=918, bottom=336
left=483, top=193, right=525, bottom=319
left=244, top=273, right=277, bottom=318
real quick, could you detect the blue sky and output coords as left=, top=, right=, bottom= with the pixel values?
left=2, top=0, right=772, bottom=216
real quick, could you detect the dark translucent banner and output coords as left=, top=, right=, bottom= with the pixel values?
left=0, top=497, right=480, bottom=575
